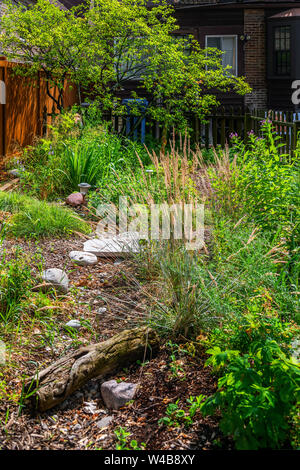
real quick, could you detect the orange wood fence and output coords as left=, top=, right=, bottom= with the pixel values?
left=0, top=58, right=79, bottom=157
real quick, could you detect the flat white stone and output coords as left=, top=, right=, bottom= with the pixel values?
left=83, top=231, right=140, bottom=258
left=69, top=250, right=98, bottom=266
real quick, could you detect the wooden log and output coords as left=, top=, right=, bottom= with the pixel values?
left=25, top=327, right=159, bottom=412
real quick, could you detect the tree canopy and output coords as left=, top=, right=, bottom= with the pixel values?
left=0, top=0, right=251, bottom=128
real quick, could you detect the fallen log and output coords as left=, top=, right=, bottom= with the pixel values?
left=25, top=327, right=159, bottom=412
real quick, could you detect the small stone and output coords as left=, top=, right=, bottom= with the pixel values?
left=101, top=380, right=137, bottom=410
left=65, top=320, right=81, bottom=330
left=69, top=251, right=98, bottom=266
left=40, top=421, right=49, bottom=431
left=97, top=307, right=107, bottom=314
left=73, top=424, right=82, bottom=431
left=42, top=268, right=69, bottom=294
left=0, top=340, right=6, bottom=365
left=96, top=416, right=113, bottom=429
left=66, top=192, right=84, bottom=207
left=83, top=401, right=101, bottom=415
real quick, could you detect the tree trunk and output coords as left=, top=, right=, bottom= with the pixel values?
left=25, top=327, right=159, bottom=412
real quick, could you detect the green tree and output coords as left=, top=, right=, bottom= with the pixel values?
left=1, top=0, right=251, bottom=129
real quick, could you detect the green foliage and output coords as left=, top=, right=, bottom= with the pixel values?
left=208, top=122, right=299, bottom=289
left=89, top=136, right=200, bottom=208
left=201, top=340, right=300, bottom=450
left=144, top=217, right=298, bottom=337
left=0, top=248, right=34, bottom=323
left=0, top=192, right=91, bottom=238
left=1, top=0, right=250, bottom=128
left=158, top=395, right=205, bottom=428
left=20, top=112, right=150, bottom=200
left=209, top=307, right=299, bottom=358
left=114, top=426, right=146, bottom=451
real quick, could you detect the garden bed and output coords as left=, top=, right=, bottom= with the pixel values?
left=0, top=235, right=228, bottom=451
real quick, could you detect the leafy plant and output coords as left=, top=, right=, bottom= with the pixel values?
left=158, top=395, right=205, bottom=428
left=114, top=426, right=146, bottom=450
left=201, top=340, right=300, bottom=450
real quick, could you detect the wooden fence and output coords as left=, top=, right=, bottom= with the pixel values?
left=108, top=106, right=300, bottom=158
left=0, top=58, right=79, bottom=157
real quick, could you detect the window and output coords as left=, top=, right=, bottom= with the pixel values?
left=205, top=35, right=237, bottom=76
left=274, top=26, right=291, bottom=76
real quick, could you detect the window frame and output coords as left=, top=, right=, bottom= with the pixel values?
left=205, top=34, right=238, bottom=76
left=273, top=25, right=291, bottom=77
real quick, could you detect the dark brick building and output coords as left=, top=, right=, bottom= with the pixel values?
left=172, top=1, right=300, bottom=110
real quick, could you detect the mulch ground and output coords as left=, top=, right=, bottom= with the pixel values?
left=0, top=236, right=231, bottom=450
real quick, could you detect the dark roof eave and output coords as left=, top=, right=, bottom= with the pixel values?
left=174, top=2, right=300, bottom=11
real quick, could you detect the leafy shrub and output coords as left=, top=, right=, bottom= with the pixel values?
left=0, top=192, right=91, bottom=238
left=207, top=300, right=299, bottom=355
left=20, top=110, right=151, bottom=200
left=201, top=340, right=300, bottom=449
left=207, top=122, right=299, bottom=292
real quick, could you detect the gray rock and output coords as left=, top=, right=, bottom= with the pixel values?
left=83, top=401, right=102, bottom=415
left=69, top=250, right=98, bottom=266
left=97, top=307, right=107, bottom=314
left=96, top=416, right=113, bottom=429
left=0, top=340, right=5, bottom=365
left=73, top=423, right=82, bottom=431
left=83, top=231, right=140, bottom=258
left=65, top=319, right=81, bottom=330
left=66, top=192, right=84, bottom=207
left=42, top=268, right=69, bottom=294
left=101, top=380, right=137, bottom=410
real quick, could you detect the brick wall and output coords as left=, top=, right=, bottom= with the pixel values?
left=244, top=9, right=268, bottom=110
